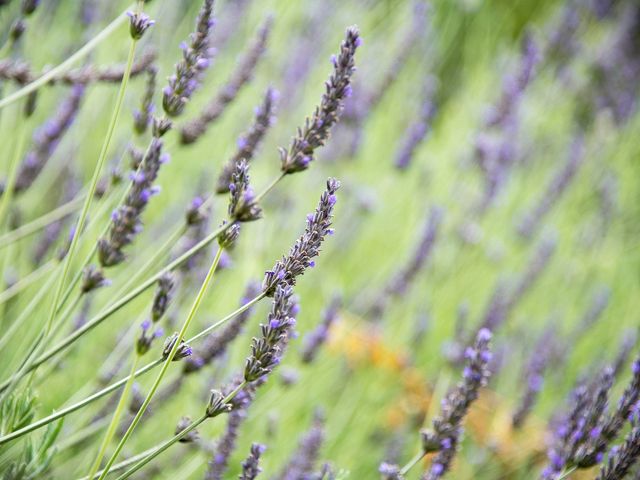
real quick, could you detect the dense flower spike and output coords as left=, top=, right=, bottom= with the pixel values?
left=180, top=16, right=273, bottom=144
left=127, top=11, right=155, bottom=40
left=205, top=385, right=254, bottom=479
left=228, top=160, right=262, bottom=222
left=162, top=0, right=215, bottom=117
left=301, top=296, right=341, bottom=363
left=371, top=206, right=443, bottom=318
left=151, top=273, right=174, bottom=322
left=136, top=320, right=163, bottom=356
left=244, top=285, right=296, bottom=382
left=8, top=84, right=84, bottom=194
left=239, top=443, right=265, bottom=480
left=517, top=134, right=585, bottom=239
left=80, top=265, right=109, bottom=294
left=97, top=136, right=168, bottom=267
left=0, top=51, right=156, bottom=85
left=133, top=66, right=157, bottom=135
left=277, top=412, right=325, bottom=480
left=162, top=333, right=193, bottom=361
left=279, top=27, right=360, bottom=174
left=421, top=329, right=492, bottom=478
left=263, top=179, right=340, bottom=296
left=596, top=420, right=640, bottom=480
left=216, top=87, right=278, bottom=194
left=379, top=462, right=404, bottom=480
left=512, top=326, right=557, bottom=428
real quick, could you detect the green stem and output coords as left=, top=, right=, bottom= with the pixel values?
left=0, top=36, right=140, bottom=398
left=0, top=222, right=230, bottom=389
left=400, top=451, right=426, bottom=476
left=87, top=354, right=140, bottom=479
left=253, top=172, right=286, bottom=205
left=115, top=381, right=246, bottom=480
left=76, top=444, right=159, bottom=480
left=0, top=259, right=55, bottom=306
left=0, top=195, right=83, bottom=250
left=0, top=113, right=28, bottom=230
left=0, top=292, right=263, bottom=444
left=0, top=7, right=131, bottom=110
left=98, top=247, right=225, bottom=479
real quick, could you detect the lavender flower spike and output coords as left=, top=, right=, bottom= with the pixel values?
left=10, top=84, right=84, bottom=194
left=97, top=136, right=168, bottom=267
left=597, top=420, right=640, bottom=480
left=278, top=411, right=325, bottom=480
left=280, top=26, right=360, bottom=174
left=180, top=16, right=273, bottom=144
left=239, top=443, right=265, bottom=480
left=262, top=178, right=340, bottom=296
left=244, top=284, right=296, bottom=382
left=133, top=66, right=157, bottom=135
left=162, top=0, right=215, bottom=117
left=216, top=87, right=278, bottom=194
left=421, top=329, right=492, bottom=479
left=228, top=160, right=262, bottom=223
left=301, top=296, right=341, bottom=363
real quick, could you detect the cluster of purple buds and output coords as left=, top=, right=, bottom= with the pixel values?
left=420, top=329, right=492, bottom=479
left=239, top=443, right=265, bottom=480
left=244, top=284, right=296, bottom=382
left=542, top=357, right=640, bottom=477
left=127, top=11, right=155, bottom=40
left=133, top=66, right=157, bottom=135
left=185, top=196, right=207, bottom=227
left=379, top=462, right=403, bottom=480
left=228, top=160, right=262, bottom=223
left=136, top=319, right=164, bottom=356
left=80, top=265, right=110, bottom=294
left=596, top=417, right=640, bottom=480
left=175, top=416, right=199, bottom=444
left=216, top=87, right=278, bottom=194
left=162, top=0, right=215, bottom=117
left=97, top=136, right=168, bottom=267
left=262, top=178, right=339, bottom=296
left=280, top=27, right=360, bottom=174
left=205, top=389, right=232, bottom=418
left=162, top=333, right=193, bottom=361
left=10, top=84, right=84, bottom=195
left=512, top=326, right=557, bottom=428
left=277, top=412, right=325, bottom=480
left=301, top=296, right=341, bottom=363
left=180, top=16, right=273, bottom=145
left=151, top=273, right=174, bottom=322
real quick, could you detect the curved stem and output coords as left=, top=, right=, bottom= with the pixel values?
left=0, top=195, right=84, bottom=250
left=87, top=354, right=140, bottom=479
left=1, top=36, right=140, bottom=400
left=0, top=259, right=55, bottom=306
left=98, top=247, right=225, bottom=479
left=0, top=292, right=262, bottom=444
left=0, top=7, right=131, bottom=110
left=115, top=381, right=246, bottom=480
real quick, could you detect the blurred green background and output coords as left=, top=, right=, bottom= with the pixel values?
left=0, top=0, right=639, bottom=478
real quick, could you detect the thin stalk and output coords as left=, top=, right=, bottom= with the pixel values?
left=0, top=259, right=55, bottom=306
left=0, top=292, right=262, bottom=444
left=0, top=272, right=57, bottom=351
left=0, top=195, right=83, bottom=250
left=0, top=35, right=141, bottom=398
left=557, top=467, right=577, bottom=480
left=0, top=113, right=28, bottom=230
left=400, top=451, right=425, bottom=476
left=98, top=247, right=225, bottom=479
left=115, top=382, right=246, bottom=480
left=253, top=172, right=286, bottom=205
left=86, top=354, right=140, bottom=479
left=0, top=222, right=229, bottom=388
left=0, top=7, right=131, bottom=110
left=78, top=444, right=163, bottom=480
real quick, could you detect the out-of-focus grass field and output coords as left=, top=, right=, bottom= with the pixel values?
left=1, top=0, right=639, bottom=478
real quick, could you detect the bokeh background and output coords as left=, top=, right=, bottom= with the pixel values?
left=1, top=0, right=639, bottom=478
